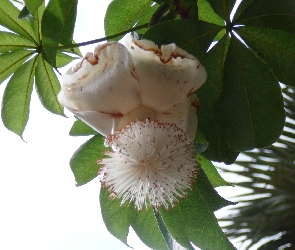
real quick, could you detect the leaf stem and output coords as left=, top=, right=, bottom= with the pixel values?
left=58, top=23, right=149, bottom=50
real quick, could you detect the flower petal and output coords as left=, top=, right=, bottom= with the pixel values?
left=156, top=94, right=199, bottom=138
left=58, top=42, right=141, bottom=114
left=68, top=108, right=123, bottom=137
left=127, top=37, right=207, bottom=111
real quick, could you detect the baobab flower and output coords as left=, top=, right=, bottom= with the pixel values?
left=99, top=119, right=199, bottom=210
left=58, top=35, right=206, bottom=210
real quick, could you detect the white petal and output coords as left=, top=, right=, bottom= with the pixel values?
left=116, top=105, right=156, bottom=129
left=58, top=42, right=141, bottom=115
left=127, top=37, right=207, bottom=111
left=156, top=94, right=199, bottom=138
left=68, top=108, right=124, bottom=137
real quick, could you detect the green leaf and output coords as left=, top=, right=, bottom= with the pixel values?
left=69, top=119, right=97, bottom=136
left=130, top=206, right=169, bottom=250
left=237, top=26, right=295, bottom=87
left=158, top=208, right=194, bottom=250
left=61, top=41, right=83, bottom=58
left=29, top=2, right=45, bottom=44
left=160, top=170, right=235, bottom=250
left=195, top=129, right=209, bottom=154
left=35, top=54, right=63, bottom=115
left=196, top=35, right=238, bottom=164
left=197, top=169, right=234, bottom=212
left=1, top=56, right=37, bottom=137
left=55, top=51, right=79, bottom=68
left=182, top=172, right=235, bottom=249
left=0, top=50, right=33, bottom=84
left=198, top=0, right=225, bottom=25
left=24, top=0, right=44, bottom=17
left=234, top=0, right=295, bottom=32
left=197, top=154, right=230, bottom=187
left=18, top=6, right=32, bottom=19
left=100, top=187, right=130, bottom=246
left=70, top=134, right=106, bottom=186
left=197, top=35, right=230, bottom=110
left=198, top=109, right=239, bottom=164
left=41, top=0, right=78, bottom=66
left=206, top=0, right=236, bottom=21
left=143, top=19, right=221, bottom=53
left=0, top=31, right=35, bottom=52
left=155, top=212, right=194, bottom=250
left=215, top=36, right=285, bottom=151
left=104, top=0, right=158, bottom=41
left=0, top=0, right=36, bottom=43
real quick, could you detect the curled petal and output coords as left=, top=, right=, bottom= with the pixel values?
left=126, top=36, right=207, bottom=111
left=58, top=42, right=141, bottom=114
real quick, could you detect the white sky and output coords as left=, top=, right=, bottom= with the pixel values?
left=0, top=1, right=248, bottom=250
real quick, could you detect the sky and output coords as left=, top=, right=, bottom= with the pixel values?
left=0, top=1, right=247, bottom=250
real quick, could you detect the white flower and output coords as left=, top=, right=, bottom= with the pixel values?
left=99, top=119, right=198, bottom=210
left=58, top=35, right=207, bottom=210
left=58, top=42, right=141, bottom=136
left=125, top=35, right=207, bottom=111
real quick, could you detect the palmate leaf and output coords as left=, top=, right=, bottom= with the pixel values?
left=236, top=26, right=295, bottom=87
left=0, top=50, right=34, bottom=84
left=215, top=35, right=285, bottom=151
left=35, top=54, right=63, bottom=115
left=218, top=86, right=295, bottom=249
left=29, top=1, right=45, bottom=44
left=160, top=172, right=235, bottom=250
left=104, top=0, right=159, bottom=41
left=130, top=206, right=170, bottom=250
left=197, top=35, right=240, bottom=163
left=100, top=187, right=170, bottom=249
left=24, top=0, right=44, bottom=18
left=0, top=0, right=37, bottom=44
left=234, top=0, right=295, bottom=32
left=198, top=0, right=224, bottom=25
left=69, top=119, right=97, bottom=136
left=18, top=5, right=32, bottom=20
left=155, top=212, right=194, bottom=250
left=0, top=1, right=79, bottom=137
left=100, top=187, right=130, bottom=246
left=0, top=31, right=35, bottom=53
left=55, top=51, right=80, bottom=68
left=41, top=0, right=78, bottom=66
left=205, top=0, right=236, bottom=21
left=1, top=56, right=37, bottom=137
left=199, top=108, right=239, bottom=164
left=100, top=169, right=234, bottom=250
left=197, top=154, right=230, bottom=187
left=70, top=134, right=107, bottom=186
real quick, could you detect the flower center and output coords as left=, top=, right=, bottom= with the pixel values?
left=99, top=119, right=199, bottom=210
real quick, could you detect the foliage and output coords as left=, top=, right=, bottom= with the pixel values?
left=0, top=0, right=80, bottom=138
left=0, top=0, right=294, bottom=249
left=218, top=86, right=295, bottom=249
